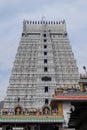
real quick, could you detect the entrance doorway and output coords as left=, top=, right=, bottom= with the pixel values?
left=6, top=126, right=12, bottom=130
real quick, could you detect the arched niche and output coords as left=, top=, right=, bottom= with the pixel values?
left=42, top=105, right=51, bottom=115
left=14, top=105, right=23, bottom=115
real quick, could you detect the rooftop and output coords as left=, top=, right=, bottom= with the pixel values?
left=0, top=115, right=64, bottom=123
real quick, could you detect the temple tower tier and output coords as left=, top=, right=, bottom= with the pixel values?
left=4, top=19, right=79, bottom=109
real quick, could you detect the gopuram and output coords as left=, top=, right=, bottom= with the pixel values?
left=0, top=19, right=87, bottom=130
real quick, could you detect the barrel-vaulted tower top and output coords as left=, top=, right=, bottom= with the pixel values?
left=23, top=19, right=66, bottom=33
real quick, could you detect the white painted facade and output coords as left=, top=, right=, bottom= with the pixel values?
left=4, top=20, right=79, bottom=111
left=62, top=102, right=72, bottom=127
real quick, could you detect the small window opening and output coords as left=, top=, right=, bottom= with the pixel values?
left=45, top=99, right=49, bottom=104
left=44, top=59, right=47, bottom=63
left=45, top=86, right=48, bottom=92
left=44, top=67, right=48, bottom=72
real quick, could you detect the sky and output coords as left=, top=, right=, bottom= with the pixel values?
left=0, top=0, right=87, bottom=101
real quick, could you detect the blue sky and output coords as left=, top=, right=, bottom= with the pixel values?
left=0, top=0, right=87, bottom=101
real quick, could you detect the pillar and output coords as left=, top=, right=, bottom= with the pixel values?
left=2, top=125, right=6, bottom=130
left=30, top=126, right=35, bottom=130
left=58, top=102, right=63, bottom=116
left=0, top=127, right=2, bottom=130
left=79, top=83, right=83, bottom=91
left=37, top=125, right=40, bottom=130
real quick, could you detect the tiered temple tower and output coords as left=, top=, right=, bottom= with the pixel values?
left=4, top=19, right=79, bottom=110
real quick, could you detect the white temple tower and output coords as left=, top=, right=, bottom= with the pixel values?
left=4, top=20, right=79, bottom=110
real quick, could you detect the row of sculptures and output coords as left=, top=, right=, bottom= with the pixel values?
left=1, top=105, right=58, bottom=116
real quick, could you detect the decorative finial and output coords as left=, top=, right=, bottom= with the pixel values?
left=83, top=66, right=87, bottom=75
left=42, top=16, right=46, bottom=24
left=23, top=19, right=26, bottom=32
left=42, top=16, right=46, bottom=21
